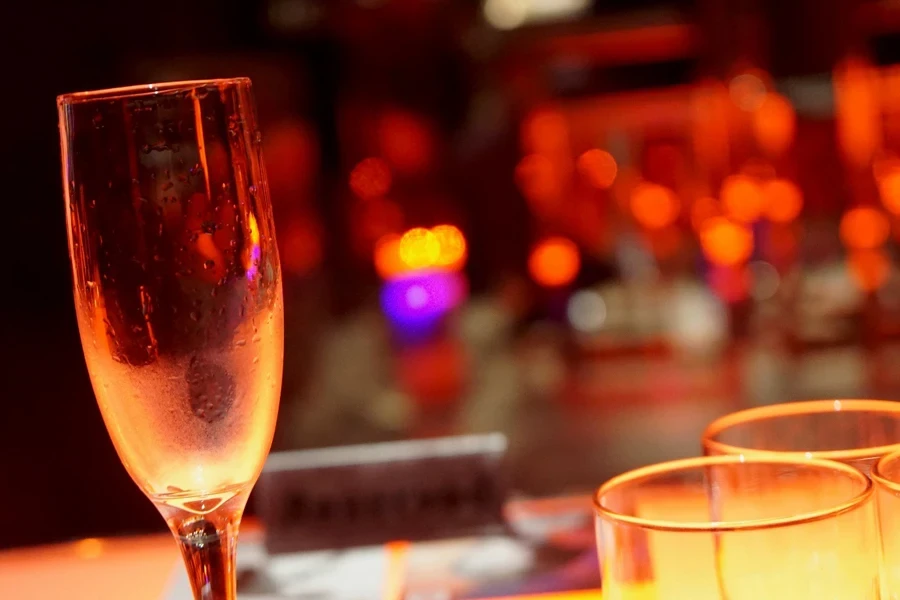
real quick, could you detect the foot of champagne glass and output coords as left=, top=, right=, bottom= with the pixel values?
left=156, top=489, right=250, bottom=600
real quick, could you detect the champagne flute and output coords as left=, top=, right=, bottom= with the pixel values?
left=57, top=78, right=283, bottom=599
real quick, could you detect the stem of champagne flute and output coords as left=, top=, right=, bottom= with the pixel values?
left=159, top=491, right=248, bottom=600
left=174, top=515, right=240, bottom=600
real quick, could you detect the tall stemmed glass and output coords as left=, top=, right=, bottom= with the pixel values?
left=58, top=78, right=283, bottom=599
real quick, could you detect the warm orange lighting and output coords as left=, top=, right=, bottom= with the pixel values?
left=630, top=182, right=680, bottom=229
left=479, top=592, right=602, bottom=600
left=431, top=224, right=467, bottom=269
left=528, top=237, right=580, bottom=287
left=281, top=218, right=322, bottom=277
left=709, top=265, right=750, bottom=303
left=577, top=149, right=617, bottom=189
left=699, top=217, right=754, bottom=266
left=73, top=538, right=104, bottom=560
left=721, top=174, right=764, bottom=223
left=834, top=58, right=882, bottom=168
left=382, top=541, right=409, bottom=600
left=753, top=93, right=796, bottom=157
left=374, top=234, right=407, bottom=279
left=650, top=226, right=684, bottom=259
left=879, top=170, right=900, bottom=215
left=761, top=178, right=803, bottom=223
left=515, top=153, right=561, bottom=212
left=522, top=108, right=569, bottom=154
left=840, top=207, right=890, bottom=250
left=691, top=196, right=720, bottom=231
left=349, top=157, right=392, bottom=199
left=848, top=248, right=890, bottom=292
left=399, top=227, right=441, bottom=270
left=378, top=111, right=434, bottom=174
left=729, top=70, right=768, bottom=111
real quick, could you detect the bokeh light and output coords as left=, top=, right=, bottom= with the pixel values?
left=577, top=149, right=617, bottom=189
left=699, top=217, right=754, bottom=266
left=630, top=182, right=680, bottom=229
left=879, top=169, right=900, bottom=215
left=840, top=207, right=890, bottom=250
left=567, top=289, right=607, bottom=333
left=729, top=71, right=768, bottom=112
left=848, top=248, right=890, bottom=292
left=349, top=157, right=392, bottom=199
left=528, top=237, right=580, bottom=287
left=753, top=93, right=796, bottom=157
left=431, top=224, right=467, bottom=270
left=515, top=153, right=561, bottom=212
left=721, top=174, right=764, bottom=223
left=761, top=178, right=803, bottom=223
left=378, top=111, right=434, bottom=174
left=399, top=227, right=441, bottom=270
left=374, top=234, right=407, bottom=279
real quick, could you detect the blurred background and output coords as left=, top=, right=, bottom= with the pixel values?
left=5, top=0, right=900, bottom=549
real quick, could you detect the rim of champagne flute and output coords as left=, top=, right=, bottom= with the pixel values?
left=57, top=77, right=252, bottom=105
left=593, top=454, right=873, bottom=533
left=701, top=399, right=900, bottom=462
left=872, top=449, right=900, bottom=491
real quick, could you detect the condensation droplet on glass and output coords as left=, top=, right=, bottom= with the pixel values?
left=234, top=339, right=246, bottom=347
left=221, top=182, right=230, bottom=191
left=252, top=356, right=259, bottom=365
left=190, top=311, right=200, bottom=322
left=248, top=185, right=257, bottom=196
left=92, top=113, right=103, bottom=127
left=107, top=181, right=113, bottom=189
left=251, top=334, right=262, bottom=343
left=203, top=260, right=215, bottom=270
left=152, top=254, right=162, bottom=262
left=254, top=130, right=262, bottom=144
left=89, top=199, right=97, bottom=208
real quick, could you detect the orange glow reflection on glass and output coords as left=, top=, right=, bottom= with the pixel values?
left=848, top=248, right=890, bottom=291
left=721, top=174, right=764, bottom=223
left=431, top=224, right=467, bottom=269
left=399, top=227, right=441, bottom=270
left=374, top=234, right=407, bottom=279
left=516, top=153, right=560, bottom=211
left=753, top=92, right=796, bottom=157
left=840, top=207, right=890, bottom=250
left=762, top=178, right=803, bottom=223
left=630, top=182, right=680, bottom=229
left=349, top=157, right=392, bottom=199
left=528, top=237, right=580, bottom=287
left=700, top=217, right=754, bottom=266
left=577, top=149, right=617, bottom=189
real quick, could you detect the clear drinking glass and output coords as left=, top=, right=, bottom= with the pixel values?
left=872, top=450, right=900, bottom=599
left=58, top=78, right=283, bottom=599
left=595, top=455, right=879, bottom=599
left=702, top=399, right=900, bottom=473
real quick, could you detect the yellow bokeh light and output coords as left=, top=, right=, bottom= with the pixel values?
left=399, top=227, right=441, bottom=270
left=431, top=224, right=467, bottom=269
left=699, top=217, right=754, bottom=266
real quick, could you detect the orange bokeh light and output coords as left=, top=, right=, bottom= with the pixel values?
left=630, top=182, right=680, bottom=229
left=431, top=224, right=467, bottom=269
left=349, top=157, right=392, bottom=199
left=528, top=237, right=580, bottom=287
left=729, top=70, right=768, bottom=111
left=378, top=111, right=434, bottom=174
left=577, top=149, right=617, bottom=189
left=840, top=207, right=890, bottom=250
left=374, top=234, right=407, bottom=279
left=879, top=170, right=900, bottom=215
left=515, top=153, right=561, bottom=211
left=753, top=93, right=796, bottom=157
left=848, top=248, right=890, bottom=292
left=721, top=174, right=764, bottom=223
left=691, top=196, right=720, bottom=231
left=761, top=178, right=803, bottom=223
left=522, top=108, right=569, bottom=154
left=699, top=217, right=754, bottom=266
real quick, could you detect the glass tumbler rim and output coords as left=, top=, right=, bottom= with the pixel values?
left=872, top=449, right=900, bottom=491
left=593, top=454, right=873, bottom=533
left=701, top=399, right=900, bottom=462
left=57, top=77, right=252, bottom=106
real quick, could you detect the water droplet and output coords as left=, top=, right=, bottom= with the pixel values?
left=203, top=260, right=215, bottom=270
left=201, top=221, right=216, bottom=234
left=248, top=185, right=258, bottom=196
left=221, top=182, right=230, bottom=191
left=89, top=199, right=97, bottom=208
left=190, top=311, right=200, bottom=321
left=251, top=334, right=262, bottom=343
left=254, top=130, right=263, bottom=144
left=185, top=356, right=235, bottom=424
left=92, top=113, right=103, bottom=127
left=195, top=86, right=210, bottom=99
left=153, top=253, right=162, bottom=262
left=252, top=356, right=259, bottom=364
left=234, top=339, right=246, bottom=347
